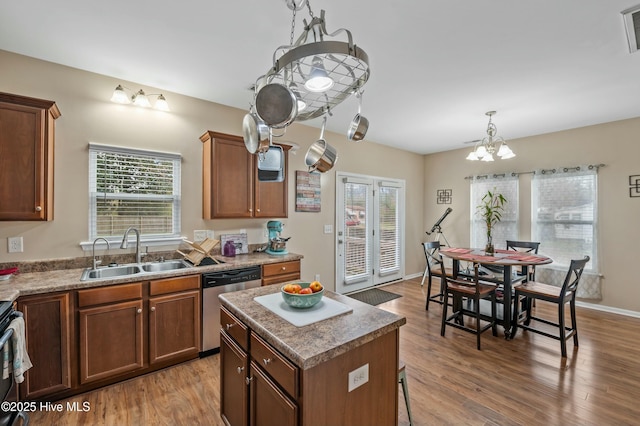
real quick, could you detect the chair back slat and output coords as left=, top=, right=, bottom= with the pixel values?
left=506, top=240, right=540, bottom=254
left=562, top=256, right=590, bottom=294
left=423, top=241, right=443, bottom=274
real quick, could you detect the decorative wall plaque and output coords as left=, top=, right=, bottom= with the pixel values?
left=437, top=189, right=452, bottom=204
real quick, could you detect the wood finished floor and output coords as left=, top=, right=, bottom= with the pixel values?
left=29, top=277, right=640, bottom=425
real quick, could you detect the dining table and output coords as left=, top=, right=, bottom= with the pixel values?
left=439, top=247, right=553, bottom=339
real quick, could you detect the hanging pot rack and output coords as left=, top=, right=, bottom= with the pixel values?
left=259, top=1, right=370, bottom=122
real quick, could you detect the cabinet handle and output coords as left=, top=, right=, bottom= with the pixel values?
left=151, top=306, right=156, bottom=312
left=249, top=208, right=253, bottom=212
left=35, top=206, right=42, bottom=212
left=256, top=209, right=260, bottom=212
left=281, top=266, right=286, bottom=271
left=245, top=376, right=253, bottom=385
left=237, top=366, right=244, bottom=374
left=225, top=323, right=234, bottom=330
left=137, top=308, right=142, bottom=314
left=263, top=358, right=272, bottom=365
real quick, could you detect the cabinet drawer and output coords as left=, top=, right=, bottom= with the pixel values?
left=221, top=306, right=249, bottom=352
left=262, top=273, right=300, bottom=287
left=250, top=332, right=298, bottom=399
left=262, top=261, right=300, bottom=278
left=150, top=275, right=200, bottom=296
left=78, top=282, right=142, bottom=308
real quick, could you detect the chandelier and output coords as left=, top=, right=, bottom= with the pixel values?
left=466, top=111, right=515, bottom=161
left=256, top=0, right=370, bottom=122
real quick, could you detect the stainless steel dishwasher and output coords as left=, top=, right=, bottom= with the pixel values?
left=201, top=265, right=262, bottom=355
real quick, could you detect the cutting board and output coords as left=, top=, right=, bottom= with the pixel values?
left=254, top=293, right=353, bottom=327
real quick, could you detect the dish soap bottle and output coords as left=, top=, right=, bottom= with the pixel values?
left=223, top=240, right=236, bottom=257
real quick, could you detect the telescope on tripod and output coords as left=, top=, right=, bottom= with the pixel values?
left=426, top=207, right=452, bottom=246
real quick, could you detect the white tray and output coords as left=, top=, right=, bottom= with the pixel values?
left=254, top=292, right=353, bottom=327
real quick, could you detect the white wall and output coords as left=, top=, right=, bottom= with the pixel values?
left=0, top=50, right=425, bottom=291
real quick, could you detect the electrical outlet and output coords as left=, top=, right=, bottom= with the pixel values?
left=193, top=230, right=208, bottom=242
left=324, top=224, right=333, bottom=234
left=8, top=237, right=23, bottom=253
left=315, top=274, right=320, bottom=282
left=348, top=363, right=369, bottom=392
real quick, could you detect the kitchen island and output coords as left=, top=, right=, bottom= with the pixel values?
left=219, top=285, right=406, bottom=426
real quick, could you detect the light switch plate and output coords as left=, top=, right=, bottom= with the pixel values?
left=348, top=363, right=369, bottom=392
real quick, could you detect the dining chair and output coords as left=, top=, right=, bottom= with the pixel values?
left=513, top=256, right=590, bottom=357
left=440, top=261, right=498, bottom=350
left=421, top=241, right=454, bottom=310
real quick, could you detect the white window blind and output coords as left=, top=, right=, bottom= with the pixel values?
left=470, top=174, right=519, bottom=249
left=89, top=144, right=181, bottom=241
left=343, top=179, right=371, bottom=284
left=378, top=182, right=400, bottom=276
left=532, top=166, right=597, bottom=271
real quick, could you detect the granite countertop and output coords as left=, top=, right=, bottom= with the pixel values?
left=0, top=252, right=303, bottom=302
left=219, top=285, right=406, bottom=370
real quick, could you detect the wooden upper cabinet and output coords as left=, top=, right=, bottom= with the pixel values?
left=200, top=131, right=288, bottom=219
left=0, top=92, right=61, bottom=221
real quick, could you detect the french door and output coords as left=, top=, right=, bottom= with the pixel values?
left=336, top=172, right=405, bottom=294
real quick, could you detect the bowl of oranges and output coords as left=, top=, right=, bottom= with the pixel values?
left=281, top=281, right=324, bottom=308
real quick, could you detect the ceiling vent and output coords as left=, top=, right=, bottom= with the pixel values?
left=622, top=5, right=640, bottom=53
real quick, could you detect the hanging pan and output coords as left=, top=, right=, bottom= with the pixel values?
left=255, top=83, right=298, bottom=129
left=305, top=117, right=338, bottom=173
left=242, top=111, right=271, bottom=154
left=347, top=91, right=369, bottom=141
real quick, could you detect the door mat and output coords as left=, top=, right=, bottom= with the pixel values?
left=347, top=288, right=401, bottom=306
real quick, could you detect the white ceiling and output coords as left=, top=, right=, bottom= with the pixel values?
left=2, top=0, right=640, bottom=155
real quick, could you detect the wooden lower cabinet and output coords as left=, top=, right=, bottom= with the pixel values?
left=220, top=306, right=398, bottom=426
left=149, top=289, right=201, bottom=365
left=19, top=274, right=202, bottom=401
left=17, top=292, right=72, bottom=400
left=262, top=260, right=301, bottom=286
left=79, top=299, right=144, bottom=384
left=220, top=332, right=249, bottom=426
left=250, top=361, right=297, bottom=426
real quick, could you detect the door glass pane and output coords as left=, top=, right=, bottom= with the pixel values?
left=378, top=185, right=399, bottom=275
left=344, top=181, right=370, bottom=284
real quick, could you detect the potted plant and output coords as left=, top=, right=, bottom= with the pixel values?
left=477, top=188, right=507, bottom=255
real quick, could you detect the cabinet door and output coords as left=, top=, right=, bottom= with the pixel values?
left=0, top=94, right=59, bottom=221
left=149, top=290, right=201, bottom=365
left=79, top=300, right=144, bottom=384
left=249, top=361, right=297, bottom=426
left=202, top=131, right=254, bottom=218
left=221, top=332, right=249, bottom=426
left=18, top=292, right=72, bottom=400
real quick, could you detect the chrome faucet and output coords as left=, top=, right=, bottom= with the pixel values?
left=92, top=237, right=111, bottom=270
left=120, top=227, right=143, bottom=264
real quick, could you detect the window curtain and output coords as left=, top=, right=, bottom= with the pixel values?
left=531, top=165, right=601, bottom=299
left=470, top=173, right=519, bottom=250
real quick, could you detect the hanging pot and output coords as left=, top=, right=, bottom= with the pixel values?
left=305, top=117, right=338, bottom=173
left=242, top=112, right=270, bottom=154
left=255, top=83, right=298, bottom=129
left=347, top=91, right=369, bottom=141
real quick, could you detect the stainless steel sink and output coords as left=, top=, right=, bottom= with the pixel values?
left=81, top=264, right=142, bottom=281
left=140, top=260, right=190, bottom=273
left=80, top=259, right=192, bottom=281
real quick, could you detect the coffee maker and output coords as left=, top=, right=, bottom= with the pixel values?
left=265, top=220, right=290, bottom=255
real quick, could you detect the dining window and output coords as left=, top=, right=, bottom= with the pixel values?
left=88, top=143, right=182, bottom=242
left=470, top=174, right=519, bottom=249
left=531, top=166, right=598, bottom=271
